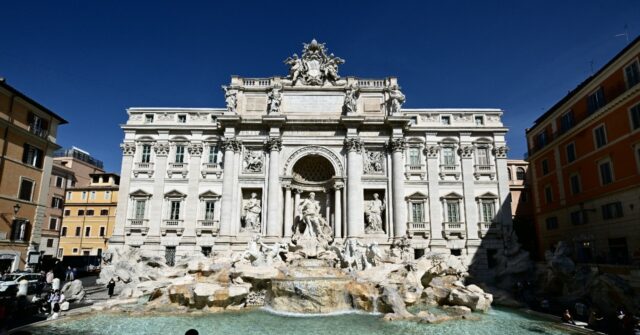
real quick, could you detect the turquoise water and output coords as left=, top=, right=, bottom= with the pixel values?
left=25, top=308, right=580, bottom=335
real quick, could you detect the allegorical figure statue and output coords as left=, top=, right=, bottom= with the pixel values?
left=343, top=84, right=359, bottom=115
left=242, top=192, right=261, bottom=231
left=297, top=192, right=325, bottom=238
left=386, top=85, right=405, bottom=115
left=284, top=53, right=303, bottom=84
left=244, top=151, right=263, bottom=172
left=365, top=193, right=385, bottom=233
left=222, top=85, right=237, bottom=113
left=268, top=86, right=282, bottom=114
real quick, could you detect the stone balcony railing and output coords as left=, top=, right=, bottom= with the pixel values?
left=125, top=218, right=149, bottom=235
left=133, top=162, right=154, bottom=177
left=407, top=222, right=430, bottom=237
left=201, top=162, right=223, bottom=178
left=478, top=221, right=502, bottom=238
left=196, top=219, right=220, bottom=236
left=405, top=164, right=426, bottom=179
left=357, top=79, right=386, bottom=88
left=474, top=164, right=496, bottom=180
left=167, top=162, right=188, bottom=178
left=439, top=164, right=461, bottom=180
left=161, top=219, right=184, bottom=236
left=443, top=222, right=466, bottom=239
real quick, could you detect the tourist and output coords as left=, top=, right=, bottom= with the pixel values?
left=45, top=270, right=54, bottom=286
left=107, top=278, right=116, bottom=297
left=65, top=266, right=74, bottom=281
left=48, top=290, right=61, bottom=310
left=72, top=267, right=78, bottom=280
left=587, top=309, right=603, bottom=331
left=48, top=303, right=60, bottom=320
left=562, top=309, right=576, bottom=325
left=185, top=329, right=199, bottom=335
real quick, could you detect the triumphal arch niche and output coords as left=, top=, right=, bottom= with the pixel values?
left=114, top=39, right=512, bottom=273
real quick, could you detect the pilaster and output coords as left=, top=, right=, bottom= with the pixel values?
left=345, top=137, right=364, bottom=237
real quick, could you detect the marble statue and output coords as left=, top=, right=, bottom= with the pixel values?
left=365, top=193, right=385, bottom=233
left=268, top=85, right=283, bottom=114
left=244, top=150, right=263, bottom=172
left=344, top=84, right=359, bottom=115
left=222, top=85, right=237, bottom=113
left=284, top=54, right=303, bottom=84
left=385, top=85, right=405, bottom=115
left=242, top=193, right=261, bottom=231
left=364, top=151, right=383, bottom=174
left=297, top=192, right=325, bottom=238
left=284, top=39, right=345, bottom=86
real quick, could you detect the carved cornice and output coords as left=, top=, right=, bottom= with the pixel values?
left=265, top=137, right=282, bottom=152
left=458, top=145, right=475, bottom=158
left=222, top=138, right=242, bottom=152
left=424, top=145, right=440, bottom=158
left=187, top=143, right=204, bottom=156
left=120, top=143, right=136, bottom=156
left=153, top=142, right=171, bottom=156
left=343, top=137, right=364, bottom=152
left=492, top=146, right=509, bottom=158
left=387, top=138, right=406, bottom=152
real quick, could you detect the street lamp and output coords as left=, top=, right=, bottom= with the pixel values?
left=13, top=203, right=20, bottom=217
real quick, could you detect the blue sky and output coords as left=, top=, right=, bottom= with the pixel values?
left=1, top=1, right=638, bottom=172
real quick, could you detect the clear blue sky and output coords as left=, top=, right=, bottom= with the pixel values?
left=1, top=1, right=638, bottom=172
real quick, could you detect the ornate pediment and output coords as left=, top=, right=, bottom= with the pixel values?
left=441, top=192, right=463, bottom=200
left=164, top=189, right=187, bottom=199
left=406, top=191, right=429, bottom=200
left=199, top=190, right=221, bottom=199
left=129, top=189, right=152, bottom=198
left=477, top=192, right=498, bottom=199
left=283, top=39, right=345, bottom=86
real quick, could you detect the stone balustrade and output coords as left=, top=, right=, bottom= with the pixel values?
left=196, top=219, right=220, bottom=236
left=443, top=222, right=466, bottom=240
left=125, top=219, right=149, bottom=235
left=161, top=219, right=184, bottom=236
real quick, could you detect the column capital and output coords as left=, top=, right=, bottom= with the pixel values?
left=344, top=137, right=364, bottom=152
left=386, top=137, right=406, bottom=152
left=187, top=142, right=204, bottom=156
left=120, top=142, right=136, bottom=156
left=424, top=145, right=440, bottom=158
left=265, top=137, right=282, bottom=152
left=458, top=145, right=475, bottom=158
left=492, top=145, right=509, bottom=158
left=153, top=142, right=171, bottom=156
left=222, top=138, right=242, bottom=152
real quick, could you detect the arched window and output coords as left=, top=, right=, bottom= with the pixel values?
left=516, top=167, right=526, bottom=180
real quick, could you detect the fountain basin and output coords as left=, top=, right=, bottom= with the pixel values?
left=269, top=276, right=352, bottom=314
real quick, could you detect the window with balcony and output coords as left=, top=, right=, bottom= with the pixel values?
left=27, top=113, right=48, bottom=138
left=204, top=201, right=215, bottom=221
left=198, top=191, right=220, bottom=235
left=594, top=125, right=607, bottom=149
left=630, top=103, right=640, bottom=130
left=51, top=197, right=63, bottom=209
left=445, top=201, right=460, bottom=223
left=22, top=144, right=43, bottom=168
left=134, top=200, right=146, bottom=219
left=587, top=87, right=605, bottom=114
left=598, top=159, right=614, bottom=185
left=602, top=202, right=623, bottom=220
left=174, top=145, right=185, bottom=163
left=18, top=178, right=34, bottom=201
left=624, top=59, right=640, bottom=88
left=408, top=147, right=420, bottom=166
left=410, top=202, right=424, bottom=223
left=569, top=174, right=581, bottom=194
left=169, top=201, right=181, bottom=220
left=441, top=147, right=456, bottom=166
left=480, top=201, right=495, bottom=223
left=560, top=110, right=575, bottom=133
left=566, top=143, right=576, bottom=163
left=141, top=144, right=152, bottom=163
left=208, top=145, right=218, bottom=164
left=476, top=147, right=490, bottom=166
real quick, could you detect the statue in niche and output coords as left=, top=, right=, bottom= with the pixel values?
left=295, top=192, right=332, bottom=240
left=222, top=85, right=237, bottom=113
left=385, top=84, right=405, bottom=115
left=365, top=193, right=385, bottom=233
left=242, top=193, right=261, bottom=232
left=267, top=85, right=282, bottom=114
left=364, top=151, right=383, bottom=174
left=343, top=84, right=359, bottom=115
left=244, top=150, right=263, bottom=172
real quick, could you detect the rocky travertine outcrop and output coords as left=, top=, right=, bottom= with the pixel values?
left=61, top=279, right=86, bottom=302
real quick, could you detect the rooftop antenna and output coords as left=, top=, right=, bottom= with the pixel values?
left=615, top=24, right=629, bottom=42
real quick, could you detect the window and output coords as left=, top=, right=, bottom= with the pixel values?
left=66, top=192, right=72, bottom=200
left=104, top=191, right=111, bottom=200
left=566, top=143, right=576, bottom=163
left=61, top=227, right=67, bottom=236
left=570, top=174, right=581, bottom=194
left=544, top=185, right=553, bottom=203
left=441, top=115, right=451, bottom=125
left=51, top=197, right=63, bottom=209
left=177, top=114, right=187, bottom=123
left=57, top=249, right=63, bottom=258
left=545, top=217, right=558, bottom=230
left=86, top=209, right=94, bottom=216
left=46, top=239, right=54, bottom=248
left=536, top=131, right=548, bottom=148
left=10, top=220, right=29, bottom=241
left=81, top=191, right=87, bottom=200
left=602, top=202, right=623, bottom=220
left=78, top=209, right=85, bottom=216
left=599, top=160, right=614, bottom=185
left=541, top=159, right=549, bottom=175
left=75, top=227, right=81, bottom=236
left=175, top=145, right=185, bottom=163
left=72, top=248, right=78, bottom=254
left=201, top=246, right=212, bottom=257
left=608, top=238, right=629, bottom=264
left=27, top=113, right=48, bottom=137
left=145, top=114, right=154, bottom=123
left=560, top=110, right=575, bottom=132
left=89, top=191, right=96, bottom=200
left=100, top=209, right=109, bottom=216
left=408, top=148, right=420, bottom=166
left=99, top=227, right=106, bottom=237
left=474, top=116, right=484, bottom=125
left=625, top=60, right=640, bottom=88
left=22, top=144, right=43, bottom=168
left=630, top=104, right=640, bottom=130
left=594, top=125, right=607, bottom=148
left=92, top=175, right=100, bottom=183
left=204, top=201, right=215, bottom=221
left=165, top=246, right=176, bottom=266
left=18, top=178, right=34, bottom=201
left=570, top=210, right=587, bottom=225
left=476, top=147, right=490, bottom=166
left=442, top=147, right=455, bottom=165
left=208, top=145, right=218, bottom=164
left=480, top=201, right=495, bottom=223
left=451, top=249, right=462, bottom=256
left=446, top=201, right=460, bottom=222
left=64, top=209, right=71, bottom=216
left=141, top=144, right=152, bottom=163
left=410, top=202, right=424, bottom=222
left=170, top=201, right=181, bottom=220
left=49, top=217, right=58, bottom=230
left=84, top=227, right=91, bottom=237
left=587, top=87, right=605, bottom=114
left=55, top=176, right=64, bottom=188
left=134, top=200, right=146, bottom=219
left=516, top=167, right=525, bottom=180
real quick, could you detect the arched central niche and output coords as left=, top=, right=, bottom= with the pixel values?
left=284, top=146, right=344, bottom=178
left=292, top=155, right=335, bottom=183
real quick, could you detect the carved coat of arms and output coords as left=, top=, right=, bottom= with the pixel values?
left=284, top=39, right=345, bottom=86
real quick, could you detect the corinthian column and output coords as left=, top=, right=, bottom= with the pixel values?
left=345, top=138, right=364, bottom=238
left=111, top=142, right=136, bottom=246
left=220, top=138, right=241, bottom=236
left=183, top=142, right=203, bottom=242
left=265, top=137, right=282, bottom=237
left=389, top=137, right=407, bottom=238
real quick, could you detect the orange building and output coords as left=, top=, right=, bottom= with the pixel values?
left=507, top=160, right=536, bottom=257
left=526, top=36, right=640, bottom=264
left=0, top=79, right=67, bottom=272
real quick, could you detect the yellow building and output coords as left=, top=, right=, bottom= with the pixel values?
left=59, top=173, right=119, bottom=257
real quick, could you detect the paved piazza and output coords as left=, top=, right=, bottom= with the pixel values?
left=109, top=40, right=512, bottom=276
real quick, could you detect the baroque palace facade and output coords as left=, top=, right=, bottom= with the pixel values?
left=110, top=41, right=512, bottom=271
